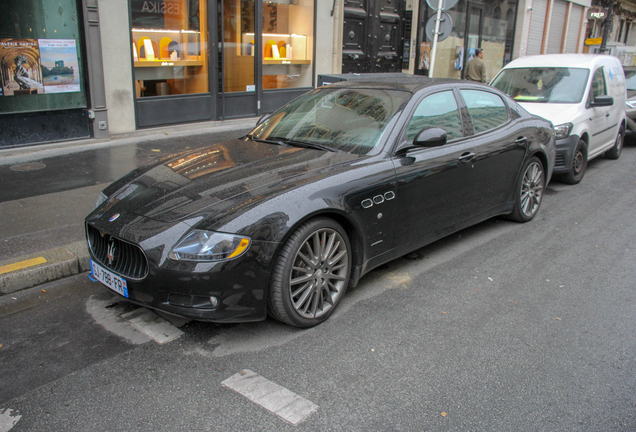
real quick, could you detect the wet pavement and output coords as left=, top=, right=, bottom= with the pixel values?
left=0, top=124, right=254, bottom=262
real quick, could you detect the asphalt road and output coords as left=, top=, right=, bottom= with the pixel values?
left=1, top=141, right=635, bottom=431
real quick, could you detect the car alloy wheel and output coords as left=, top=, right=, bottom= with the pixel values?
left=507, top=156, right=545, bottom=223
left=268, top=218, right=351, bottom=327
left=520, top=160, right=544, bottom=218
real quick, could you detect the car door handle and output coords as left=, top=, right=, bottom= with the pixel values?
left=515, top=136, right=528, bottom=145
left=458, top=152, right=475, bottom=163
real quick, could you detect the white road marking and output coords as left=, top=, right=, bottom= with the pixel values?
left=222, top=370, right=318, bottom=425
left=86, top=296, right=151, bottom=345
left=122, top=308, right=184, bottom=344
left=0, top=409, right=21, bottom=432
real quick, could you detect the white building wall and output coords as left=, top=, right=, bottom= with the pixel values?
left=98, top=0, right=136, bottom=134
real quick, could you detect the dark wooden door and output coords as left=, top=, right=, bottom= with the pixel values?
left=342, top=0, right=405, bottom=73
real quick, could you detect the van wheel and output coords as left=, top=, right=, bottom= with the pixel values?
left=559, top=139, right=587, bottom=185
left=605, top=126, right=624, bottom=160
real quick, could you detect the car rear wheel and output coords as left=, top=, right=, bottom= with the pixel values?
left=268, top=218, right=351, bottom=327
left=507, top=156, right=544, bottom=223
left=605, top=125, right=624, bottom=160
left=559, top=139, right=587, bottom=185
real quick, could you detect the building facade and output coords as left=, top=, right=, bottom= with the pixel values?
left=3, top=0, right=636, bottom=149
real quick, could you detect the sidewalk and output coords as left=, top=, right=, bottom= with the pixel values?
left=0, top=117, right=258, bottom=295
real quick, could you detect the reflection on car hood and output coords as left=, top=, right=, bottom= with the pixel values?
left=517, top=102, right=581, bottom=126
left=97, top=139, right=360, bottom=223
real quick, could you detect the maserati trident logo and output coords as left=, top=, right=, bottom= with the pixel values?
left=106, top=240, right=116, bottom=266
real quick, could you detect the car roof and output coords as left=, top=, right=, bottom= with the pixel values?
left=319, top=74, right=467, bottom=92
left=502, top=54, right=619, bottom=69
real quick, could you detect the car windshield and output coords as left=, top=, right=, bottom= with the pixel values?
left=491, top=67, right=590, bottom=104
left=624, top=68, right=636, bottom=91
left=248, top=87, right=411, bottom=154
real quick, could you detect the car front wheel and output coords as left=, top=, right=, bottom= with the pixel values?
left=507, top=156, right=545, bottom=223
left=268, top=218, right=351, bottom=327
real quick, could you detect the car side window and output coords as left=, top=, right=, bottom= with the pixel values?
left=588, top=67, right=606, bottom=105
left=459, top=89, right=508, bottom=134
left=405, top=91, right=463, bottom=143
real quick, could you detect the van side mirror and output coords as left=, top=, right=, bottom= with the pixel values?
left=591, top=95, right=614, bottom=107
left=414, top=127, right=447, bottom=147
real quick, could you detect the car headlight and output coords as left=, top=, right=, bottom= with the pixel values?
left=626, top=101, right=636, bottom=109
left=168, top=230, right=251, bottom=261
left=95, top=192, right=108, bottom=209
left=553, top=123, right=573, bottom=140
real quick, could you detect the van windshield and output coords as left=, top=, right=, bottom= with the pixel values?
left=491, top=67, right=590, bottom=104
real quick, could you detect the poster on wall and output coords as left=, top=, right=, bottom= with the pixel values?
left=37, top=39, right=81, bottom=94
left=418, top=42, right=430, bottom=71
left=0, top=38, right=44, bottom=96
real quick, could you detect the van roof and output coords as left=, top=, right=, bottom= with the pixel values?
left=502, top=54, right=619, bottom=69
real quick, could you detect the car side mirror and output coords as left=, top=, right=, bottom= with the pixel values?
left=413, top=127, right=447, bottom=147
left=591, top=95, right=614, bottom=107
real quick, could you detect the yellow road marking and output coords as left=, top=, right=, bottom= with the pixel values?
left=0, top=257, right=47, bottom=275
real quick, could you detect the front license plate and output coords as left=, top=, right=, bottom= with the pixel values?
left=90, top=260, right=129, bottom=298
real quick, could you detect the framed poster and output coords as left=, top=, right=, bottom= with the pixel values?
left=0, top=39, right=44, bottom=96
left=38, top=39, right=81, bottom=94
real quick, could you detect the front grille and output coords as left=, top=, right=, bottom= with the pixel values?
left=555, top=153, right=566, bottom=168
left=86, top=224, right=149, bottom=279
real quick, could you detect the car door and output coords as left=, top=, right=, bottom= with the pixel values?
left=458, top=88, right=527, bottom=214
left=586, top=67, right=614, bottom=156
left=391, top=89, right=477, bottom=246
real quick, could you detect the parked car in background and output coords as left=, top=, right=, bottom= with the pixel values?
left=86, top=76, right=555, bottom=328
left=622, top=65, right=636, bottom=133
left=491, top=54, right=626, bottom=184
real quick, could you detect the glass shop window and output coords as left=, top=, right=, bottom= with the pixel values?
left=130, top=0, right=209, bottom=98
left=0, top=0, right=88, bottom=114
left=259, top=0, right=314, bottom=90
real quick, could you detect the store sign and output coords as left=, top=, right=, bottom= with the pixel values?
left=131, top=0, right=186, bottom=28
left=588, top=9, right=607, bottom=20
left=0, top=38, right=80, bottom=97
left=585, top=37, right=603, bottom=46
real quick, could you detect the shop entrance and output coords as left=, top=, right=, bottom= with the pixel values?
left=342, top=0, right=405, bottom=73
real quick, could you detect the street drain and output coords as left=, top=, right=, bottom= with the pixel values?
left=10, top=162, right=46, bottom=172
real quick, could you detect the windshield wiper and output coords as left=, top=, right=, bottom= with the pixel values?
left=245, top=135, right=293, bottom=147
left=267, top=137, right=342, bottom=152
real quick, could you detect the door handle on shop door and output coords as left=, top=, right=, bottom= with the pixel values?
left=458, top=152, right=475, bottom=163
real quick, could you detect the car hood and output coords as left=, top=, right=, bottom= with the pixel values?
left=517, top=102, right=581, bottom=126
left=93, top=139, right=361, bottom=224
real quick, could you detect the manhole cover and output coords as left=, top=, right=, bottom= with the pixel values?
left=10, top=162, right=46, bottom=172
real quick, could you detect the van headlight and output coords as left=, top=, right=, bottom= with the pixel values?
left=554, top=123, right=573, bottom=139
left=168, top=230, right=251, bottom=261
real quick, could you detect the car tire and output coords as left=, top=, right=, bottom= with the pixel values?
left=559, top=139, right=588, bottom=185
left=507, top=156, right=545, bottom=223
left=605, top=125, right=624, bottom=160
left=268, top=218, right=352, bottom=327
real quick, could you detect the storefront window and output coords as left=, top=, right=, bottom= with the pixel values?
left=221, top=0, right=255, bottom=93
left=0, top=0, right=88, bottom=114
left=260, top=0, right=313, bottom=90
left=416, top=0, right=515, bottom=81
left=130, top=0, right=209, bottom=98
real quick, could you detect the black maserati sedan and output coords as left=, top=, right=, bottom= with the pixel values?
left=86, top=76, right=555, bottom=327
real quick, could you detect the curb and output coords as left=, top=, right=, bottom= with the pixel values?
left=0, top=241, right=91, bottom=295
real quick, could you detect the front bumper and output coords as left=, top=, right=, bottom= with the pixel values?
left=87, top=232, right=279, bottom=323
left=552, top=134, right=580, bottom=174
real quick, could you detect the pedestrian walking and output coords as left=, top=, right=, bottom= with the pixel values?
left=465, top=48, right=487, bottom=83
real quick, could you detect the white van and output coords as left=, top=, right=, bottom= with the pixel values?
left=491, top=54, right=626, bottom=184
